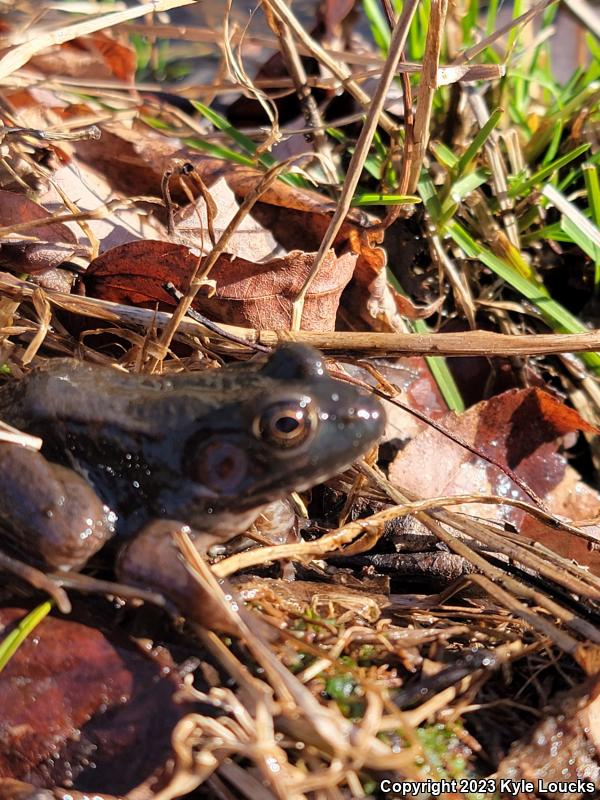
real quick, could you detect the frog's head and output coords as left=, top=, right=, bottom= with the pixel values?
left=181, top=344, right=385, bottom=513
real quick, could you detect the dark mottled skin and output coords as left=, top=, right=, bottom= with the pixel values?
left=0, top=345, right=385, bottom=580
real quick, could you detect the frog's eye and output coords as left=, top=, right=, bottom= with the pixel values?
left=253, top=400, right=316, bottom=449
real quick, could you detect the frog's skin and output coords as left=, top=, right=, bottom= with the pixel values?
left=0, top=345, right=384, bottom=619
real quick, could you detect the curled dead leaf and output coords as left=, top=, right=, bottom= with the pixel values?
left=84, top=239, right=357, bottom=330
left=0, top=189, right=76, bottom=281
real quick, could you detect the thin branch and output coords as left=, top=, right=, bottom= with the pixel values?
left=2, top=274, right=600, bottom=357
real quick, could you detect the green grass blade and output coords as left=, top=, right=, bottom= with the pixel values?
left=485, top=0, right=499, bottom=35
left=363, top=0, right=391, bottom=51
left=431, top=141, right=459, bottom=169
left=191, top=101, right=307, bottom=188
left=418, top=171, right=444, bottom=220
left=461, top=0, right=479, bottom=45
left=583, top=162, right=600, bottom=287
left=191, top=100, right=268, bottom=161
left=446, top=219, right=600, bottom=372
left=583, top=163, right=600, bottom=227
left=184, top=137, right=255, bottom=166
left=441, top=170, right=490, bottom=222
left=541, top=121, right=564, bottom=166
left=508, top=143, right=590, bottom=198
left=0, top=602, right=53, bottom=673
left=352, top=193, right=420, bottom=206
left=456, top=108, right=503, bottom=175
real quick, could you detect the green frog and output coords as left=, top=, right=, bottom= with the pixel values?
left=0, top=344, right=384, bottom=623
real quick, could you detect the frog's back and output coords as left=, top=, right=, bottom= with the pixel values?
left=0, top=357, right=279, bottom=520
left=0, top=358, right=265, bottom=435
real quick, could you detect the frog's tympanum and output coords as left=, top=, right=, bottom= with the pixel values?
left=0, top=344, right=384, bottom=624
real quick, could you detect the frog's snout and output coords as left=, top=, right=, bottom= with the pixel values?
left=325, top=387, right=386, bottom=451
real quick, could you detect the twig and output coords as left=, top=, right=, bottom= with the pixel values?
left=2, top=274, right=600, bottom=357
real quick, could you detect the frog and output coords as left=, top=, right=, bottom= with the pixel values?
left=0, top=344, right=385, bottom=625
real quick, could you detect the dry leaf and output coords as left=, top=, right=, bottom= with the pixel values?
left=0, top=189, right=76, bottom=288
left=389, top=387, right=600, bottom=569
left=84, top=239, right=357, bottom=330
left=0, top=609, right=189, bottom=793
left=172, top=176, right=284, bottom=261
left=30, top=32, right=136, bottom=82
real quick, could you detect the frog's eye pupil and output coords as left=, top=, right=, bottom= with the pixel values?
left=254, top=401, right=315, bottom=449
left=275, top=415, right=300, bottom=434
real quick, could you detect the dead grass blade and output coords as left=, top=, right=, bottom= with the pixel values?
left=290, top=0, right=420, bottom=329
left=404, top=0, right=448, bottom=193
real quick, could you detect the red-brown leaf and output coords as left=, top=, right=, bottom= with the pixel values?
left=389, top=387, right=600, bottom=570
left=0, top=189, right=76, bottom=276
left=84, top=239, right=357, bottom=330
left=0, top=609, right=189, bottom=794
left=30, top=33, right=136, bottom=82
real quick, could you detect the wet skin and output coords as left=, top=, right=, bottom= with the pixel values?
left=0, top=344, right=384, bottom=620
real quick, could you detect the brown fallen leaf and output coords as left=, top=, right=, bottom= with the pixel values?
left=0, top=608, right=190, bottom=794
left=0, top=189, right=76, bottom=290
left=30, top=32, right=136, bottom=82
left=389, top=387, right=600, bottom=570
left=184, top=159, right=432, bottom=330
left=41, top=159, right=167, bottom=252
left=74, top=122, right=451, bottom=330
left=84, top=239, right=357, bottom=330
left=73, top=126, right=385, bottom=277
left=172, top=175, right=284, bottom=261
